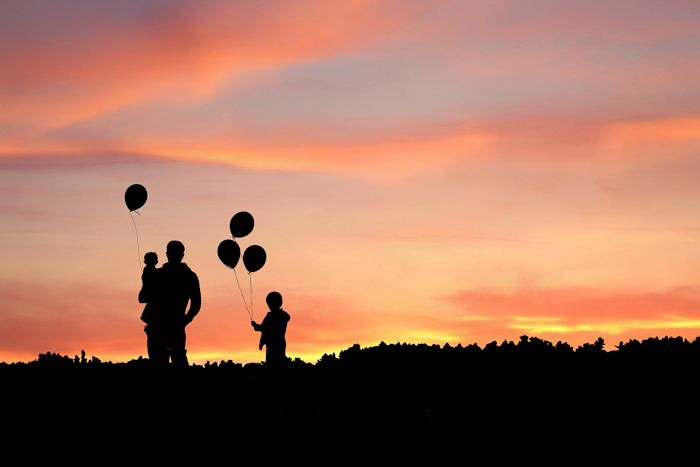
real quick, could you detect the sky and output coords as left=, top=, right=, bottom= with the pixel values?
left=2, top=0, right=700, bottom=364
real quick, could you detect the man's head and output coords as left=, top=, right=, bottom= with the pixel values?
left=266, top=291, right=282, bottom=310
left=166, top=240, right=185, bottom=263
left=144, top=252, right=158, bottom=266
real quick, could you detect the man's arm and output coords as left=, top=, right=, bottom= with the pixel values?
left=184, top=274, right=201, bottom=325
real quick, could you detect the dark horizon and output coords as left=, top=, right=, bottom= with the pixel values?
left=6, top=333, right=697, bottom=366
left=2, top=332, right=695, bottom=460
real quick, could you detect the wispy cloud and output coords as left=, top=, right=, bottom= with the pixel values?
left=2, top=2, right=699, bottom=175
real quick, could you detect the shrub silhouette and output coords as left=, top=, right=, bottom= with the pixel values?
left=1, top=335, right=698, bottom=458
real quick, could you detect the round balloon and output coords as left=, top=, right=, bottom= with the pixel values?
left=125, top=184, right=147, bottom=211
left=230, top=211, right=254, bottom=238
left=217, top=239, right=241, bottom=269
left=243, top=245, right=266, bottom=273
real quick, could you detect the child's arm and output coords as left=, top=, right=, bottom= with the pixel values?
left=138, top=277, right=152, bottom=303
left=138, top=286, right=148, bottom=303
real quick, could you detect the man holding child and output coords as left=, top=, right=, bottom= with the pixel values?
left=139, top=240, right=201, bottom=365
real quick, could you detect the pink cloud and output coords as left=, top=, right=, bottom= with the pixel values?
left=1, top=1, right=698, bottom=177
left=0, top=1, right=440, bottom=127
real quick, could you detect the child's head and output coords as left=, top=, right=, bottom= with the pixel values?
left=144, top=252, right=158, bottom=266
left=266, top=291, right=282, bottom=310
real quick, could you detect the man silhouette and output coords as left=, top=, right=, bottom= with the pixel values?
left=251, top=292, right=290, bottom=367
left=140, top=240, right=201, bottom=365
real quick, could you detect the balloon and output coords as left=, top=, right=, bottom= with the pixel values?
left=243, top=245, right=266, bottom=273
left=230, top=212, right=254, bottom=238
left=125, top=184, right=147, bottom=211
left=217, top=240, right=241, bottom=269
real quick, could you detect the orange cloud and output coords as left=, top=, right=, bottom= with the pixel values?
left=602, top=117, right=700, bottom=148
left=9, top=113, right=697, bottom=181
left=439, top=285, right=700, bottom=348
left=95, top=115, right=700, bottom=175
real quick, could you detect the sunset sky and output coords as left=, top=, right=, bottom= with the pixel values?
left=2, top=0, right=700, bottom=364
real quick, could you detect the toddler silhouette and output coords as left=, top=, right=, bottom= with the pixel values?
left=139, top=252, right=158, bottom=324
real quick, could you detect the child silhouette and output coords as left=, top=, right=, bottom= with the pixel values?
left=139, top=252, right=158, bottom=324
left=251, top=292, right=290, bottom=366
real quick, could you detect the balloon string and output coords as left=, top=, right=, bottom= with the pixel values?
left=249, top=272, right=253, bottom=322
left=129, top=211, right=143, bottom=272
left=234, top=268, right=251, bottom=320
